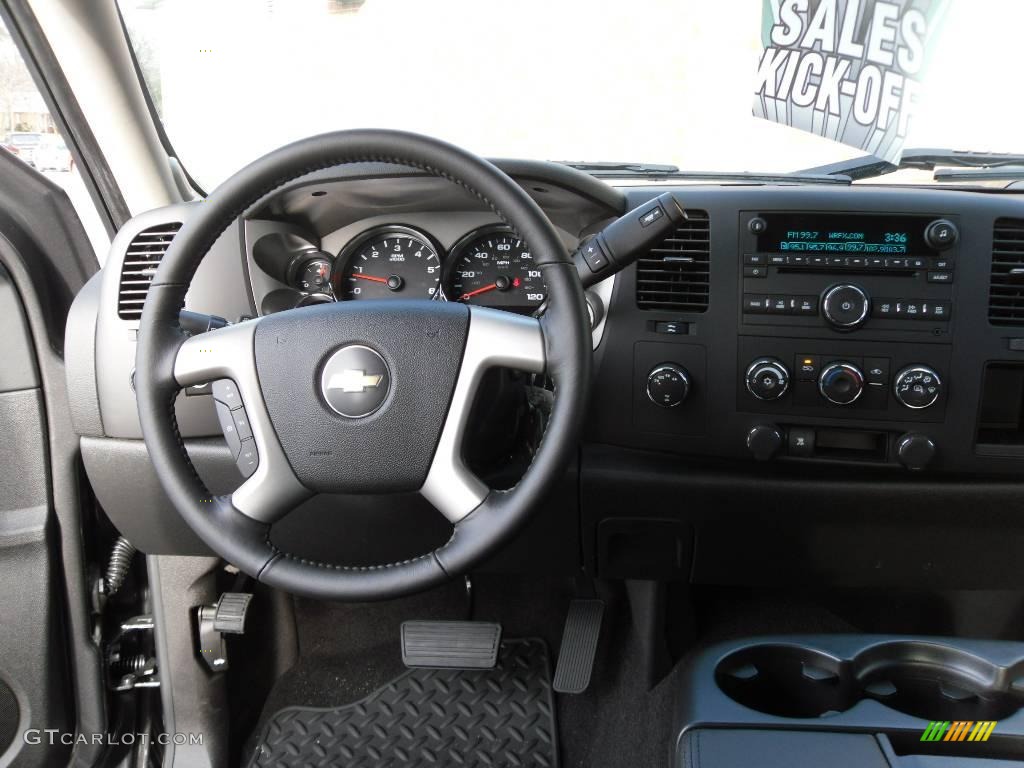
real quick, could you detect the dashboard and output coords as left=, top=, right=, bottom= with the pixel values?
left=66, top=158, right=1024, bottom=587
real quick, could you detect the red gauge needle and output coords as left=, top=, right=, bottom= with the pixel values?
left=459, top=283, right=498, bottom=301
left=350, top=273, right=389, bottom=284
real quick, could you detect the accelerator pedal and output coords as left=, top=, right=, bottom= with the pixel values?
left=553, top=599, right=605, bottom=694
left=401, top=620, right=502, bottom=669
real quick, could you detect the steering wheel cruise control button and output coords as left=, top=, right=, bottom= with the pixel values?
left=822, top=284, right=870, bottom=329
left=818, top=362, right=865, bottom=405
left=745, top=358, right=789, bottom=400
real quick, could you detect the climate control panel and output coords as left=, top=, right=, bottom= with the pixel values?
left=737, top=337, right=950, bottom=423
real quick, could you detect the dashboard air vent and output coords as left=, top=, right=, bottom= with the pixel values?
left=117, top=222, right=183, bottom=320
left=990, top=218, right=1024, bottom=326
left=635, top=209, right=710, bottom=312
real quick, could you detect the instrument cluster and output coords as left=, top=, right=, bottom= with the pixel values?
left=276, top=223, right=547, bottom=314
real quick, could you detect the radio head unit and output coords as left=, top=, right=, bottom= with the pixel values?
left=740, top=211, right=958, bottom=333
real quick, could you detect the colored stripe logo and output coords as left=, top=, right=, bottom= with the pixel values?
left=921, top=721, right=996, bottom=742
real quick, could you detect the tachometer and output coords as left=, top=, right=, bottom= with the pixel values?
left=446, top=229, right=546, bottom=313
left=335, top=226, right=442, bottom=301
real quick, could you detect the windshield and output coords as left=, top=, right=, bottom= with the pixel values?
left=119, top=0, right=1023, bottom=190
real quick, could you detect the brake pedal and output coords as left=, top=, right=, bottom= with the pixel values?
left=401, top=620, right=502, bottom=669
left=553, top=599, right=604, bottom=694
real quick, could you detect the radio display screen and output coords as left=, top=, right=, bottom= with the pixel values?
left=755, top=213, right=932, bottom=256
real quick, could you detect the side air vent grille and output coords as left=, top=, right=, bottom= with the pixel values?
left=117, top=223, right=183, bottom=320
left=635, top=210, right=710, bottom=312
left=990, top=218, right=1024, bottom=326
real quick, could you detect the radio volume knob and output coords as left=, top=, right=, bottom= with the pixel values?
left=894, top=365, right=942, bottom=409
left=822, top=284, right=870, bottom=329
left=818, top=362, right=865, bottom=405
left=745, top=358, right=789, bottom=401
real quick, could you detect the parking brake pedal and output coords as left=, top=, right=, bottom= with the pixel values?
left=196, top=592, right=253, bottom=672
left=401, top=621, right=502, bottom=669
left=553, top=599, right=604, bottom=694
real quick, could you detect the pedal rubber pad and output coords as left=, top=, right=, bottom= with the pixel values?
left=401, top=620, right=502, bottom=669
left=553, top=599, right=604, bottom=694
left=213, top=592, right=252, bottom=634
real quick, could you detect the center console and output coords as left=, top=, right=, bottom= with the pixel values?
left=589, top=184, right=1024, bottom=477
left=674, top=635, right=1024, bottom=767
left=733, top=210, right=956, bottom=469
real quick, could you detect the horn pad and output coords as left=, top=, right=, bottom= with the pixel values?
left=254, top=300, right=469, bottom=494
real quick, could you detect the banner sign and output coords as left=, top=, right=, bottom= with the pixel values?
left=753, top=0, right=948, bottom=163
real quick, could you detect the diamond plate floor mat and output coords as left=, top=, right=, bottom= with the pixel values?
left=247, top=639, right=558, bottom=768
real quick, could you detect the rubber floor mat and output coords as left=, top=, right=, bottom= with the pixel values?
left=247, top=639, right=558, bottom=768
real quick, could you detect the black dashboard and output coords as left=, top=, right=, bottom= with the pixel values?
left=66, top=160, right=1024, bottom=588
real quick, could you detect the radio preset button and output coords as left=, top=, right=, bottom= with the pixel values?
left=822, top=284, right=870, bottom=329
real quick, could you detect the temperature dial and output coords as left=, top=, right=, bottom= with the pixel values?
left=894, top=365, right=943, bottom=409
left=819, top=362, right=865, bottom=405
left=646, top=364, right=691, bottom=408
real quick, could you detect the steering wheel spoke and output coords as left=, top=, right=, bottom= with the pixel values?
left=174, top=320, right=310, bottom=523
left=420, top=306, right=545, bottom=523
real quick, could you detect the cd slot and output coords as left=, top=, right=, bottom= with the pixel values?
left=776, top=266, right=917, bottom=277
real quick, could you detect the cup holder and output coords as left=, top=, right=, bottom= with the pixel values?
left=715, top=645, right=857, bottom=718
left=716, top=641, right=1024, bottom=721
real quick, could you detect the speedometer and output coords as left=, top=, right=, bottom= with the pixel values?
left=446, top=228, right=546, bottom=313
left=335, top=226, right=442, bottom=301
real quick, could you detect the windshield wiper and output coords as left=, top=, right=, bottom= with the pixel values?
left=933, top=166, right=1024, bottom=182
left=802, top=148, right=1024, bottom=181
left=555, top=160, right=851, bottom=184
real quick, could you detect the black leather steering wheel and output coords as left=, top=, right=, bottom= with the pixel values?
left=135, top=130, right=591, bottom=600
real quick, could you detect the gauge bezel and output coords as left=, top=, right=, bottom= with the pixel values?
left=444, top=224, right=545, bottom=312
left=287, top=251, right=335, bottom=294
left=333, top=224, right=447, bottom=302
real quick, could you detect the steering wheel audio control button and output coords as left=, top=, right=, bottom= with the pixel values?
left=232, top=407, right=253, bottom=441
left=215, top=401, right=242, bottom=459
left=213, top=378, right=243, bottom=410
left=236, top=440, right=259, bottom=478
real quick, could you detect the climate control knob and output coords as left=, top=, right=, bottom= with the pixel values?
left=745, top=358, right=789, bottom=401
left=818, top=361, right=865, bottom=405
left=822, top=284, right=870, bottom=329
left=893, top=365, right=942, bottom=409
left=646, top=363, right=691, bottom=407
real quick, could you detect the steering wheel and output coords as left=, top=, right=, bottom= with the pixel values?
left=135, top=130, right=591, bottom=601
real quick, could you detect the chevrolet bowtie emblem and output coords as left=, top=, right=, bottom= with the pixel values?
left=327, top=369, right=384, bottom=394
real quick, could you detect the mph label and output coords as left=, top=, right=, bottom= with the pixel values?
left=753, top=0, right=948, bottom=163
